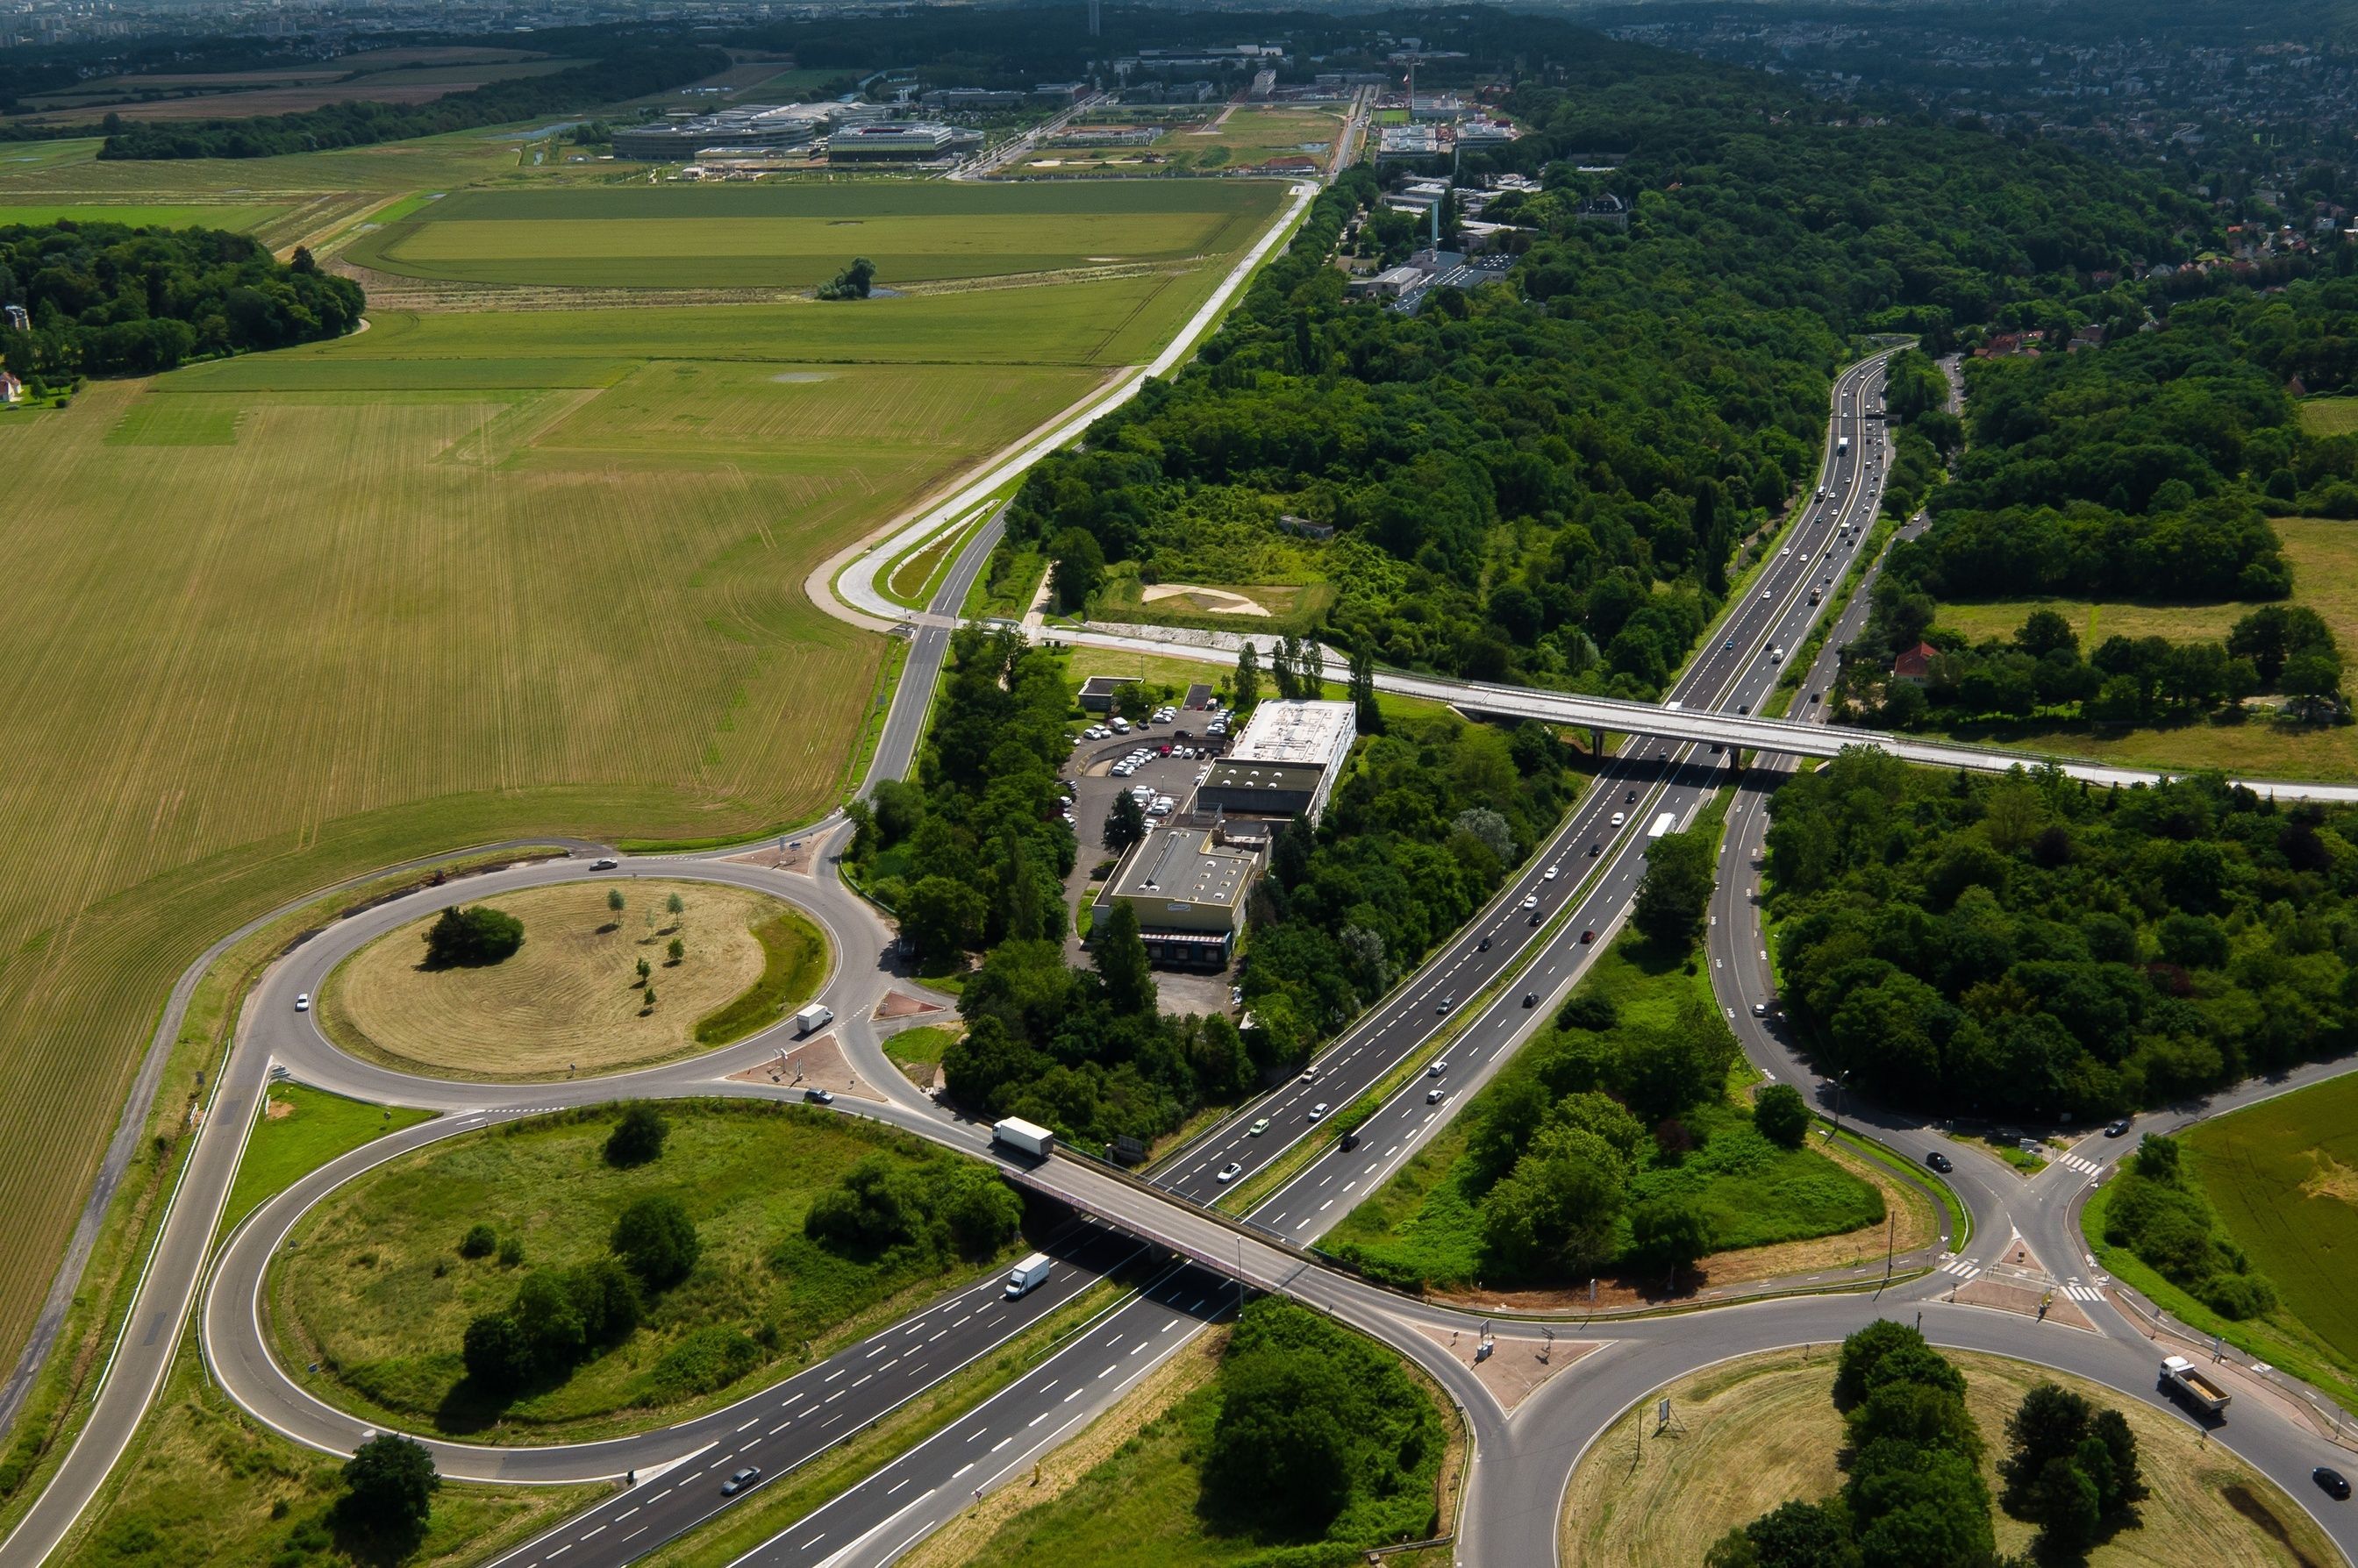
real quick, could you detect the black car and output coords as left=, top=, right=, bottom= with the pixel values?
left=1588, top=843, right=1601, bottom=858
left=1926, top=1151, right=1954, bottom=1174
left=1477, top=937, right=1491, bottom=951
left=1528, top=911, right=1544, bottom=926
left=1522, top=991, right=1540, bottom=1008
left=2104, top=1118, right=2133, bottom=1137
left=1626, top=788, right=1639, bottom=804
left=1340, top=1130, right=1361, bottom=1152
left=2316, top=1467, right=2351, bottom=1501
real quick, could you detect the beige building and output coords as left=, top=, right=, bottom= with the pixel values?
left=1094, top=825, right=1258, bottom=968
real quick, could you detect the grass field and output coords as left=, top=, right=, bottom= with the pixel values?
left=1926, top=516, right=2358, bottom=780
left=1558, top=1346, right=2341, bottom=1568
left=2298, top=398, right=2358, bottom=438
left=0, top=203, right=286, bottom=232
left=692, top=907, right=830, bottom=1046
left=222, top=1086, right=434, bottom=1240
left=347, top=182, right=1287, bottom=290
left=1015, top=105, right=1345, bottom=176
left=1328, top=931, right=1885, bottom=1293
left=320, top=880, right=805, bottom=1080
left=270, top=1101, right=1015, bottom=1441
left=882, top=1023, right=960, bottom=1082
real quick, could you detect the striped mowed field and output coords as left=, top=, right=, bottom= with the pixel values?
left=347, top=179, right=1290, bottom=289
left=0, top=169, right=1259, bottom=1382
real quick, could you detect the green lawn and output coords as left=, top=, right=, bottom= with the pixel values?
left=268, top=1101, right=1019, bottom=1442
left=221, top=1087, right=433, bottom=1241
left=883, top=1023, right=961, bottom=1076
left=347, top=181, right=1288, bottom=289
left=692, top=906, right=829, bottom=1045
left=1328, top=932, right=1883, bottom=1290
left=2297, top=396, right=2358, bottom=438
left=0, top=203, right=284, bottom=231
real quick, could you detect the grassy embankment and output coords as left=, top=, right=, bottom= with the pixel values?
left=320, top=880, right=817, bottom=1080
left=1326, top=927, right=1896, bottom=1297
left=2083, top=1071, right=2358, bottom=1416
left=61, top=1080, right=597, bottom=1568
left=268, top=1101, right=1023, bottom=1442
left=1920, top=516, right=2358, bottom=779
left=0, top=156, right=1283, bottom=1409
left=1560, top=1345, right=2342, bottom=1568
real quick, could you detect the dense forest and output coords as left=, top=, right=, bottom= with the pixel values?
left=1001, top=24, right=2215, bottom=701
left=0, top=223, right=362, bottom=388
left=1768, top=752, right=2358, bottom=1120
left=1839, top=282, right=2358, bottom=730
left=94, top=39, right=724, bottom=160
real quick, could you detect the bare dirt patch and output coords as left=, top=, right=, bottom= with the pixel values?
left=725, top=1030, right=884, bottom=1102
left=322, top=879, right=781, bottom=1080
left=1412, top=1318, right=1599, bottom=1414
left=875, top=989, right=947, bottom=1021
left=1140, top=582, right=1272, bottom=617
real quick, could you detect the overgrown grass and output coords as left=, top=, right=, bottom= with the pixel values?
left=268, top=1101, right=1018, bottom=1442
left=883, top=1024, right=961, bottom=1077
left=692, top=906, right=829, bottom=1046
left=220, top=1085, right=434, bottom=1241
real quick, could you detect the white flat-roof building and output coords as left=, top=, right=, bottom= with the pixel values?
left=1197, top=699, right=1357, bottom=824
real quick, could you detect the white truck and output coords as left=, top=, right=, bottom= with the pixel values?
left=793, top=1002, right=833, bottom=1037
left=992, top=1116, right=1055, bottom=1158
left=1004, top=1253, right=1053, bottom=1299
left=1836, top=435, right=1851, bottom=455
left=2159, top=1355, right=2232, bottom=1415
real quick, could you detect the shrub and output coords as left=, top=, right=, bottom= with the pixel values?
left=421, top=904, right=524, bottom=967
left=337, top=1434, right=438, bottom=1542
left=497, top=1235, right=524, bottom=1268
left=647, top=1326, right=763, bottom=1400
left=1754, top=1083, right=1811, bottom=1149
left=604, top=1104, right=668, bottom=1168
left=458, top=1222, right=497, bottom=1259
left=611, top=1194, right=700, bottom=1288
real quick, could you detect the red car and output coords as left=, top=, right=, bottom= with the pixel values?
left=1580, top=930, right=1596, bottom=944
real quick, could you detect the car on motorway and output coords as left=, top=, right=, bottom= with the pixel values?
left=1249, top=1117, right=1269, bottom=1137
left=1926, top=1151, right=1954, bottom=1173
left=1477, top=937, right=1491, bottom=951
left=1307, top=1102, right=1329, bottom=1122
left=1300, top=1066, right=1317, bottom=1082
left=2104, top=1118, right=2133, bottom=1137
left=1340, top=1130, right=1361, bottom=1151
left=1579, top=930, right=1596, bottom=944
left=1761, top=588, right=1771, bottom=601
left=1435, top=994, right=1455, bottom=1013
left=1626, top=788, right=1639, bottom=803
left=1427, top=1059, right=1449, bottom=1077
left=1611, top=812, right=1626, bottom=827
left=1724, top=637, right=1733, bottom=650
left=1528, top=910, right=1544, bottom=926
left=1588, top=843, right=1601, bottom=857
left=591, top=857, right=618, bottom=870
left=294, top=993, right=310, bottom=1011
left=723, top=1466, right=762, bottom=1495
left=1521, top=894, right=1540, bottom=910
left=1216, top=1161, right=1242, bottom=1183
left=1543, top=865, right=1560, bottom=880
left=1426, top=1087, right=1447, bottom=1105
left=1750, top=1001, right=1769, bottom=1017
left=1523, top=991, right=1540, bottom=1008
left=2318, top=1467, right=2352, bottom=1501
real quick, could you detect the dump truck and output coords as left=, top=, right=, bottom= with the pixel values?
left=793, top=1002, right=833, bottom=1037
left=2159, top=1355, right=2232, bottom=1415
left=1004, top=1253, right=1053, bottom=1299
left=992, top=1117, right=1055, bottom=1158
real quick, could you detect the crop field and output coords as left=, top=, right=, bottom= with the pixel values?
left=2183, top=1073, right=2358, bottom=1367
left=0, top=152, right=1283, bottom=1390
left=321, top=880, right=808, bottom=1080
left=345, top=180, right=1288, bottom=289
left=269, top=1101, right=1008, bottom=1439
left=1558, top=1346, right=2340, bottom=1568
left=2297, top=397, right=2358, bottom=437
left=0, top=203, right=286, bottom=232
left=1016, top=104, right=1345, bottom=175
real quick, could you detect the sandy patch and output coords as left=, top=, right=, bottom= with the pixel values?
left=1140, top=582, right=1272, bottom=617
left=771, top=371, right=832, bottom=383
left=1415, top=1319, right=1599, bottom=1414
left=726, top=1030, right=883, bottom=1102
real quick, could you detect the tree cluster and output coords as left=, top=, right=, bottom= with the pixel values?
left=815, top=256, right=876, bottom=301
left=1708, top=1322, right=1993, bottom=1568
left=802, top=1151, right=1022, bottom=1265
left=421, top=904, right=524, bottom=968
left=0, top=220, right=361, bottom=388
left=1197, top=1298, right=1445, bottom=1544
left=2101, top=1133, right=2276, bottom=1320
left=1999, top=1382, right=2146, bottom=1556
left=1768, top=751, right=2358, bottom=1120
left=95, top=39, right=726, bottom=160
left=1239, top=714, right=1576, bottom=1061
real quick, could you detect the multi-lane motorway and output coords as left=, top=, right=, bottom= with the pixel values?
left=12, top=306, right=2358, bottom=1568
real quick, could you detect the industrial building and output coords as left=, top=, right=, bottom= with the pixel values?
left=612, top=104, right=832, bottom=161
left=1196, top=699, right=1357, bottom=824
left=1093, top=825, right=1260, bottom=968
left=828, top=121, right=970, bottom=161
left=1077, top=674, right=1142, bottom=713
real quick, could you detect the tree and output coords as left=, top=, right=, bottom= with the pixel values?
left=666, top=891, right=685, bottom=919
left=1349, top=645, right=1383, bottom=732
left=817, top=256, right=877, bottom=299
left=1633, top=825, right=1715, bottom=950
left=1104, top=789, right=1147, bottom=852
left=1233, top=642, right=1261, bottom=711
left=1707, top=1500, right=1863, bottom=1568
left=459, top=1222, right=497, bottom=1259
left=611, top=1194, right=700, bottom=1287
left=641, top=985, right=656, bottom=1010
left=902, top=874, right=987, bottom=964
left=1754, top=1082, right=1811, bottom=1149
left=637, top=956, right=652, bottom=984
left=1047, top=528, right=1104, bottom=614
left=1200, top=1349, right=1353, bottom=1530
left=1092, top=899, right=1158, bottom=1016
left=339, top=1434, right=438, bottom=1541
left=604, top=1104, right=668, bottom=1168
left=607, top=887, right=626, bottom=923
left=1834, top=1320, right=1928, bottom=1408
left=668, top=937, right=685, bottom=964
left=422, top=905, right=524, bottom=967
left=461, top=1310, right=529, bottom=1392
left=1628, top=1195, right=1712, bottom=1286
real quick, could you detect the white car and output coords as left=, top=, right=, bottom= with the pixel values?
left=1543, top=865, right=1560, bottom=880
left=1521, top=894, right=1539, bottom=910
left=1611, top=811, right=1626, bottom=826
left=1148, top=799, right=1174, bottom=816
left=295, top=993, right=311, bottom=1012
left=1306, top=1102, right=1329, bottom=1123
left=1216, top=1162, right=1242, bottom=1184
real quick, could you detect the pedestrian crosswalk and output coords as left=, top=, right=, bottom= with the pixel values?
left=1936, top=1257, right=1979, bottom=1279
left=2059, top=1283, right=2105, bottom=1302
left=2055, top=1152, right=2103, bottom=1174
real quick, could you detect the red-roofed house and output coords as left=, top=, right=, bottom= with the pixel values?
left=1892, top=642, right=1940, bottom=685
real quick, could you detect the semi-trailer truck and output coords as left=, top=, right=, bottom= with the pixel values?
left=2159, top=1355, right=2232, bottom=1415
left=993, top=1117, right=1055, bottom=1158
left=1004, top=1253, right=1053, bottom=1299
left=793, top=1002, right=833, bottom=1037
left=1837, top=435, right=1850, bottom=454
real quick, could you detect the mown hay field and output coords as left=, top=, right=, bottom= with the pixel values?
left=0, top=203, right=287, bottom=232
left=346, top=179, right=1288, bottom=289
left=2183, top=1073, right=2358, bottom=1369
left=1559, top=1346, right=2342, bottom=1568
left=0, top=163, right=1275, bottom=1379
